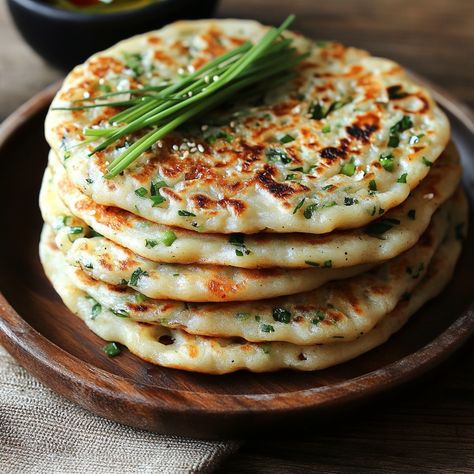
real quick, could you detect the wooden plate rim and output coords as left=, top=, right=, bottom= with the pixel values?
left=0, top=81, right=473, bottom=417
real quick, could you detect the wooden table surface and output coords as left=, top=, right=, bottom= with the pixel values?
left=1, top=0, right=473, bottom=472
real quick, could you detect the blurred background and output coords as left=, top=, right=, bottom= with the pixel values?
left=1, top=0, right=472, bottom=121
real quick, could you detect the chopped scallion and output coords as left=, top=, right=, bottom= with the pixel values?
left=103, top=342, right=121, bottom=357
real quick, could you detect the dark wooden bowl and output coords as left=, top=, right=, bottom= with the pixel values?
left=7, top=0, right=220, bottom=70
left=0, top=80, right=473, bottom=439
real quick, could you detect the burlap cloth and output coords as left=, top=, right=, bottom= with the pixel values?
left=0, top=345, right=239, bottom=473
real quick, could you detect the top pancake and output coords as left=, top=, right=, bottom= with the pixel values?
left=45, top=19, right=450, bottom=234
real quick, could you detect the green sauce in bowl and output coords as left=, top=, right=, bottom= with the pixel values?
left=49, top=0, right=160, bottom=14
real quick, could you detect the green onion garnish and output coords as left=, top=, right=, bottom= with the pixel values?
left=261, top=324, right=275, bottom=333
left=397, top=173, right=408, bottom=183
left=111, top=309, right=130, bottom=318
left=279, top=134, right=295, bottom=144
left=379, top=153, right=395, bottom=172
left=129, top=267, right=148, bottom=286
left=161, top=230, right=177, bottom=247
left=54, top=16, right=307, bottom=178
left=272, top=307, right=292, bottom=324
left=388, top=115, right=413, bottom=147
left=340, top=159, right=356, bottom=177
left=103, top=342, right=121, bottom=357
left=178, top=210, right=196, bottom=217
left=422, top=157, right=433, bottom=167
left=303, top=203, right=318, bottom=219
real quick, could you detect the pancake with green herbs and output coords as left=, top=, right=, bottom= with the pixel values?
left=39, top=194, right=466, bottom=372
left=40, top=171, right=373, bottom=302
left=45, top=19, right=449, bottom=234
left=39, top=188, right=466, bottom=344
left=48, top=143, right=460, bottom=268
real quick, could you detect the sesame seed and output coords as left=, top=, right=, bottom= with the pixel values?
left=187, top=91, right=193, bottom=97
left=423, top=193, right=434, bottom=200
left=83, top=92, right=90, bottom=99
left=230, top=121, right=236, bottom=128
left=204, top=75, right=210, bottom=84
left=190, top=147, right=198, bottom=153
left=172, top=145, right=179, bottom=151
left=182, top=151, right=189, bottom=159
left=212, top=75, right=219, bottom=82
left=178, top=67, right=185, bottom=75
left=197, top=144, right=205, bottom=153
left=187, top=65, right=195, bottom=73
left=201, top=124, right=209, bottom=131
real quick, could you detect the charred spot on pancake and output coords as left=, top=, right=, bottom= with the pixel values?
left=218, top=198, right=246, bottom=215
left=344, top=291, right=363, bottom=315
left=226, top=181, right=245, bottom=195
left=98, top=257, right=113, bottom=271
left=183, top=162, right=214, bottom=181
left=207, top=278, right=244, bottom=299
left=130, top=155, right=162, bottom=183
left=127, top=303, right=150, bottom=312
left=153, top=50, right=174, bottom=65
left=147, top=36, right=161, bottom=45
left=192, top=193, right=215, bottom=210
left=160, top=159, right=185, bottom=179
left=346, top=124, right=377, bottom=143
left=256, top=165, right=308, bottom=199
left=387, top=85, right=409, bottom=100
left=201, top=26, right=228, bottom=57
left=326, top=310, right=344, bottom=323
left=346, top=114, right=380, bottom=143
left=109, top=284, right=128, bottom=294
left=88, top=56, right=124, bottom=78
left=160, top=188, right=183, bottom=202
left=118, top=256, right=137, bottom=271
left=240, top=141, right=264, bottom=172
left=270, top=100, right=299, bottom=116
left=320, top=146, right=347, bottom=161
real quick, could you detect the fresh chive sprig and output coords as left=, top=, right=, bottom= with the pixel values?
left=54, top=15, right=306, bottom=178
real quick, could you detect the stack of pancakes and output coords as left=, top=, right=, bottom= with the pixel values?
left=39, top=20, right=468, bottom=373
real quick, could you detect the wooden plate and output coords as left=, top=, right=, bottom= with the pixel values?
left=0, top=81, right=473, bottom=439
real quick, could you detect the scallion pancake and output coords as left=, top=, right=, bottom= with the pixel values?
left=39, top=187, right=467, bottom=344
left=46, top=143, right=460, bottom=268
left=40, top=173, right=372, bottom=302
left=39, top=197, right=465, bottom=373
left=45, top=19, right=449, bottom=234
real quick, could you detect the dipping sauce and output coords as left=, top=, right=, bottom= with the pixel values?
left=48, top=0, right=160, bottom=14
